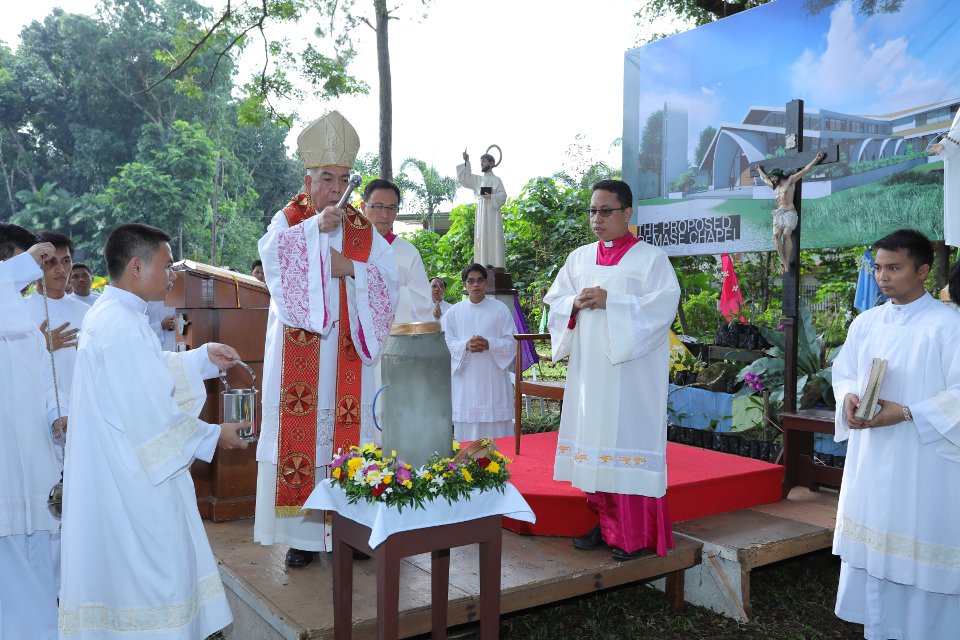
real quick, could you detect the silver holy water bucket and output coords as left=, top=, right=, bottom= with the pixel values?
left=220, top=361, right=258, bottom=442
left=377, top=322, right=453, bottom=469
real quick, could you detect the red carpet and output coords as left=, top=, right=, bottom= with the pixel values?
left=496, top=432, right=784, bottom=537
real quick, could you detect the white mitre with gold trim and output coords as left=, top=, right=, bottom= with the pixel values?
left=297, top=110, right=360, bottom=168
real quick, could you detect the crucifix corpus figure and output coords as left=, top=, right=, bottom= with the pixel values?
left=756, top=150, right=826, bottom=273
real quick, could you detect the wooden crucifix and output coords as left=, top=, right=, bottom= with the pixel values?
left=747, top=99, right=839, bottom=413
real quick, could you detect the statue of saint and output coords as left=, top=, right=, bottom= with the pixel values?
left=457, top=149, right=508, bottom=270
left=756, top=150, right=825, bottom=273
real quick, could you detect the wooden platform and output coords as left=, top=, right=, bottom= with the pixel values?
left=670, top=486, right=839, bottom=621
left=210, top=520, right=702, bottom=639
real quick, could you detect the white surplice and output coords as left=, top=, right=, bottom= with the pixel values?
left=59, top=286, right=232, bottom=640
left=23, top=292, right=89, bottom=421
left=436, top=299, right=452, bottom=319
left=389, top=236, right=434, bottom=324
left=832, top=293, right=960, bottom=639
left=0, top=253, right=60, bottom=640
left=940, top=110, right=960, bottom=248
left=146, top=300, right=177, bottom=351
left=441, top=296, right=515, bottom=441
left=545, top=241, right=680, bottom=497
left=254, top=207, right=397, bottom=552
left=71, top=291, right=101, bottom=306
left=456, top=162, right=508, bottom=269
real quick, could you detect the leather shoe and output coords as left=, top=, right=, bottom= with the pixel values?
left=285, top=548, right=314, bottom=567
left=611, top=547, right=643, bottom=561
left=572, top=525, right=605, bottom=551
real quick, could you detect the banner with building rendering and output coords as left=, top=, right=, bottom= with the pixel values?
left=622, top=0, right=959, bottom=256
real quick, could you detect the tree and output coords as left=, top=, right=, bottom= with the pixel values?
left=638, top=109, right=664, bottom=187
left=156, top=0, right=434, bottom=179
left=695, top=126, right=717, bottom=167
left=396, top=158, right=457, bottom=232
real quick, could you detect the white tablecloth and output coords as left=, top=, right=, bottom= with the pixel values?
left=304, top=481, right=535, bottom=548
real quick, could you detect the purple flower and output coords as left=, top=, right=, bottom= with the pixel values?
left=743, top=372, right=764, bottom=392
left=446, top=461, right=458, bottom=470
left=395, top=466, right=412, bottom=482
left=776, top=323, right=783, bottom=331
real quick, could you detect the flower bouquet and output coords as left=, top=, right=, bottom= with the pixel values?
left=328, top=439, right=511, bottom=512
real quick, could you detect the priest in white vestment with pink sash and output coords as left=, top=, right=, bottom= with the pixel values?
left=545, top=179, right=680, bottom=560
left=254, top=112, right=397, bottom=568
left=0, top=227, right=60, bottom=640
left=832, top=229, right=960, bottom=640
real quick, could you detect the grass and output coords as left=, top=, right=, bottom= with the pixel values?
left=440, top=549, right=861, bottom=640
left=709, top=164, right=943, bottom=249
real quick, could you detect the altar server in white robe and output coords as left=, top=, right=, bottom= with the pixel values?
left=69, top=262, right=101, bottom=305
left=0, top=226, right=60, bottom=640
left=832, top=228, right=960, bottom=640
left=59, top=223, right=249, bottom=640
left=23, top=231, right=89, bottom=457
left=361, top=178, right=433, bottom=324
left=545, top=179, right=680, bottom=560
left=441, top=263, right=516, bottom=441
left=456, top=150, right=508, bottom=269
left=931, top=110, right=960, bottom=248
left=254, top=111, right=397, bottom=568
left=431, top=277, right=452, bottom=319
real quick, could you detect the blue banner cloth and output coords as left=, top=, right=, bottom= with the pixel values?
left=854, top=248, right=884, bottom=312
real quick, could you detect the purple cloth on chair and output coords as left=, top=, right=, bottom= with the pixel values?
left=513, top=292, right=540, bottom=373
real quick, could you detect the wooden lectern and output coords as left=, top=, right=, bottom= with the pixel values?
left=167, top=260, right=269, bottom=522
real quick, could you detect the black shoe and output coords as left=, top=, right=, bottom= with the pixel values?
left=285, top=548, right=314, bottom=567
left=611, top=547, right=643, bottom=562
left=572, top=525, right=605, bottom=551
left=352, top=548, right=371, bottom=560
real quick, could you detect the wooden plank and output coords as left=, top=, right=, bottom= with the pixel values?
left=674, top=509, right=830, bottom=571
left=210, top=521, right=702, bottom=639
left=751, top=486, right=839, bottom=530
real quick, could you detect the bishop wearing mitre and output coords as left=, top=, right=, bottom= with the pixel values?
left=254, top=111, right=398, bottom=567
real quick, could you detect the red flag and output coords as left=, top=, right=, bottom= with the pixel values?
left=719, top=254, right=745, bottom=321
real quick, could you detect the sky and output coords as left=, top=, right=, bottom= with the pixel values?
left=626, top=0, right=960, bottom=164
left=1, top=0, right=687, bottom=202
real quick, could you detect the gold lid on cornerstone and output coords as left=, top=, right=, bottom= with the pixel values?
left=390, top=321, right=441, bottom=336
left=297, top=111, right=360, bottom=169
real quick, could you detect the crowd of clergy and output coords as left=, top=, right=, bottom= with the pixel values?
left=1, top=109, right=959, bottom=640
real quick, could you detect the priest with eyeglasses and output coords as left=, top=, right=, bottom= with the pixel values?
left=545, top=179, right=680, bottom=561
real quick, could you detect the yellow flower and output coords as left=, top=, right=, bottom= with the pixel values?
left=462, top=468, right=473, bottom=483
left=332, top=468, right=342, bottom=480
left=402, top=480, right=413, bottom=489
left=404, top=463, right=411, bottom=470
left=347, top=458, right=363, bottom=472
left=486, top=461, right=500, bottom=474
left=452, top=441, right=461, bottom=451
left=383, top=475, right=393, bottom=485
left=391, top=450, right=397, bottom=457
left=423, top=473, right=433, bottom=480
left=361, top=442, right=376, bottom=453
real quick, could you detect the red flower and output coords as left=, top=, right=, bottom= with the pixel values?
left=477, top=457, right=491, bottom=469
left=371, top=483, right=387, bottom=497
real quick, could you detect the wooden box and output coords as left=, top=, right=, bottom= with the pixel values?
left=167, top=260, right=269, bottom=522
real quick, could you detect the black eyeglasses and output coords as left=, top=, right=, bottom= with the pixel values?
left=588, top=207, right=627, bottom=217
left=366, top=203, right=400, bottom=214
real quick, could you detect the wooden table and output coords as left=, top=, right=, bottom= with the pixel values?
left=332, top=513, right=502, bottom=640
left=781, top=409, right=843, bottom=498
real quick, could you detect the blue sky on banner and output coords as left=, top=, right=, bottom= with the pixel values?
left=628, top=0, right=960, bottom=162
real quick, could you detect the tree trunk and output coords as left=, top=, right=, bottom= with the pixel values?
left=375, top=0, right=393, bottom=180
